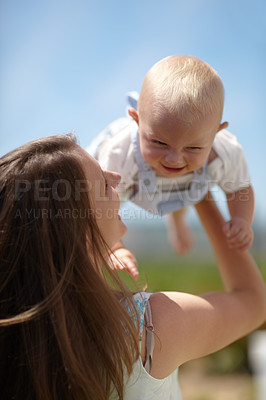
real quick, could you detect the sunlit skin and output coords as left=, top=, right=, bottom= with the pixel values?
left=129, top=107, right=228, bottom=178
left=122, top=105, right=228, bottom=258
left=78, top=148, right=138, bottom=278
left=127, top=105, right=226, bottom=255
left=95, top=100, right=253, bottom=278
left=77, top=146, right=127, bottom=249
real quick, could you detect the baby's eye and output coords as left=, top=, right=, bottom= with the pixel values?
left=152, top=140, right=168, bottom=146
left=187, top=146, right=202, bottom=150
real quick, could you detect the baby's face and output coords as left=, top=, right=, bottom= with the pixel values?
left=138, top=110, right=219, bottom=177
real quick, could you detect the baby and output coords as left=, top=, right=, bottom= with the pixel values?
left=88, top=55, right=254, bottom=280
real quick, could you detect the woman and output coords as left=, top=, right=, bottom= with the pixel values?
left=0, top=134, right=265, bottom=399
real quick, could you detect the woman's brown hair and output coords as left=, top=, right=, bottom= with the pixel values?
left=0, top=134, right=139, bottom=399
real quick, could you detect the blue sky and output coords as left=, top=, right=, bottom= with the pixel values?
left=1, top=0, right=266, bottom=224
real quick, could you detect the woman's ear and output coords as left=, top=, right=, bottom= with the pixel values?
left=128, top=107, right=139, bottom=125
left=217, top=121, right=229, bottom=132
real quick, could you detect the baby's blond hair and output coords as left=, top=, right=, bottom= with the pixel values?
left=138, top=55, right=224, bottom=124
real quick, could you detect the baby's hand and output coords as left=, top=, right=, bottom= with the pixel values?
left=223, top=217, right=254, bottom=251
left=110, top=248, right=139, bottom=281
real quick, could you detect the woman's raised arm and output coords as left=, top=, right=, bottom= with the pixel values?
left=147, top=194, right=266, bottom=379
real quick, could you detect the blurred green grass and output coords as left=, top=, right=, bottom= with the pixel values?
left=120, top=258, right=223, bottom=293
left=119, top=254, right=266, bottom=295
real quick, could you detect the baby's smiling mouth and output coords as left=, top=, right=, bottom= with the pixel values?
left=161, top=164, right=186, bottom=173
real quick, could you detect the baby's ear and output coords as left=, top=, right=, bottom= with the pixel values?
left=128, top=107, right=139, bottom=125
left=217, top=121, right=229, bottom=132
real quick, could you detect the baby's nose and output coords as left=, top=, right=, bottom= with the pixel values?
left=164, top=150, right=184, bottom=165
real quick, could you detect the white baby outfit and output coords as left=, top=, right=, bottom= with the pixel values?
left=88, top=117, right=250, bottom=216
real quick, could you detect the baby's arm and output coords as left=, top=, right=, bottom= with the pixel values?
left=109, top=241, right=139, bottom=281
left=223, top=185, right=255, bottom=251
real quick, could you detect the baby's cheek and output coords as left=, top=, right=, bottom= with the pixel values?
left=190, top=153, right=208, bottom=168
left=142, top=148, right=162, bottom=163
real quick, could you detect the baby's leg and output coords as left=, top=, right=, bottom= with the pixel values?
left=167, top=208, right=194, bottom=255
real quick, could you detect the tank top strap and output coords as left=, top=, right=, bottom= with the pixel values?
left=143, top=300, right=155, bottom=374
left=131, top=292, right=155, bottom=374
left=125, top=292, right=153, bottom=338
